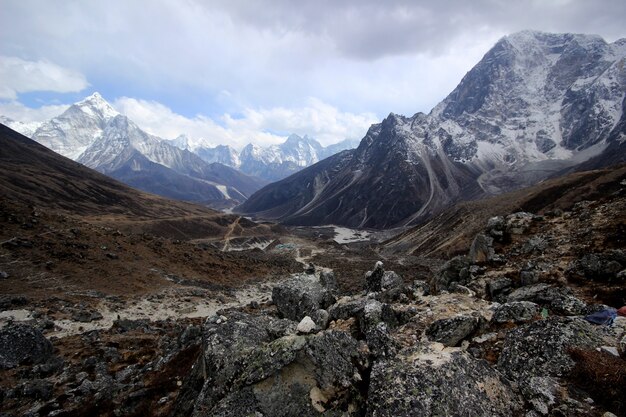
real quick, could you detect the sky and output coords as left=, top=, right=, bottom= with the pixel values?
left=1, top=0, right=625, bottom=148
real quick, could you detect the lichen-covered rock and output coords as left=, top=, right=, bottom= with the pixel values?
left=272, top=274, right=336, bottom=321
left=189, top=320, right=369, bottom=417
left=506, top=284, right=586, bottom=315
left=498, top=317, right=611, bottom=382
left=366, top=344, right=523, bottom=416
left=487, top=277, right=513, bottom=300
left=328, top=296, right=366, bottom=322
left=492, top=301, right=539, bottom=323
left=575, top=252, right=624, bottom=282
left=505, top=212, right=535, bottom=235
left=0, top=323, right=53, bottom=369
left=426, top=315, right=480, bottom=347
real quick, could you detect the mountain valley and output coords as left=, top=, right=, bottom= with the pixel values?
left=1, top=28, right=626, bottom=417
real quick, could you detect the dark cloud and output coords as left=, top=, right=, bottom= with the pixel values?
left=207, top=0, right=626, bottom=59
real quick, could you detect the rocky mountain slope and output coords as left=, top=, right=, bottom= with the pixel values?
left=27, top=93, right=265, bottom=208
left=0, top=123, right=278, bottom=239
left=2, top=166, right=624, bottom=416
left=238, top=31, right=626, bottom=228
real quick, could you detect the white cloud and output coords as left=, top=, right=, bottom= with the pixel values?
left=0, top=56, right=88, bottom=99
left=0, top=100, right=68, bottom=123
left=113, top=96, right=378, bottom=148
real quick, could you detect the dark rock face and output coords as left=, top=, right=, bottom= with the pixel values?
left=0, top=323, right=53, bottom=369
left=367, top=347, right=523, bottom=417
left=272, top=274, right=336, bottom=322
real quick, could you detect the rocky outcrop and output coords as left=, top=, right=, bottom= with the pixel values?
left=0, top=323, right=53, bottom=369
left=181, top=310, right=369, bottom=416
left=272, top=273, right=336, bottom=322
left=366, top=344, right=523, bottom=416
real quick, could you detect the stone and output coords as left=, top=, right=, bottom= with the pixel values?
left=469, top=233, right=495, bottom=263
left=310, top=309, right=329, bottom=330
left=523, top=236, right=549, bottom=254
left=486, top=216, right=506, bottom=240
left=506, top=284, right=586, bottom=315
left=296, top=316, right=317, bottom=334
left=599, top=346, right=619, bottom=357
left=327, top=296, right=366, bottom=322
left=366, top=345, right=523, bottom=416
left=411, top=280, right=430, bottom=296
left=319, top=271, right=337, bottom=291
left=0, top=323, right=53, bottom=369
left=364, top=261, right=385, bottom=292
left=498, top=317, right=611, bottom=382
left=183, top=315, right=369, bottom=417
left=380, top=271, right=403, bottom=292
left=505, top=212, right=535, bottom=235
left=434, top=256, right=471, bottom=293
left=492, top=301, right=539, bottom=323
left=426, top=315, right=480, bottom=347
left=272, top=274, right=336, bottom=322
left=520, top=376, right=560, bottom=416
left=0, top=271, right=8, bottom=279
left=577, top=253, right=623, bottom=282
left=488, top=277, right=513, bottom=299
left=520, top=269, right=539, bottom=286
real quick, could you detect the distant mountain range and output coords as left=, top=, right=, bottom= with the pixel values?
left=237, top=31, right=626, bottom=228
left=167, top=133, right=360, bottom=182
left=2, top=93, right=358, bottom=208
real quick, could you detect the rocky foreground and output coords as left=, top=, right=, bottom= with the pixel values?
left=2, top=194, right=626, bottom=416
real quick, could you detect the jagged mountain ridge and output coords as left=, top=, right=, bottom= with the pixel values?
left=27, top=93, right=265, bottom=208
left=170, top=134, right=360, bottom=182
left=237, top=31, right=626, bottom=228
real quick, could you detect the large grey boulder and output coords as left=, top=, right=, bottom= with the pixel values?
left=272, top=274, right=336, bottom=321
left=0, top=323, right=53, bottom=369
left=498, top=317, right=611, bottom=382
left=506, top=284, right=586, bottom=315
left=367, top=345, right=523, bottom=416
left=186, top=310, right=369, bottom=417
left=364, top=262, right=403, bottom=294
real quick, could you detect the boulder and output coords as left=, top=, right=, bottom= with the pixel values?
left=187, top=313, right=369, bottom=417
left=434, top=256, right=471, bottom=293
left=365, top=261, right=385, bottom=292
left=498, top=317, right=611, bottom=382
left=272, top=274, right=336, bottom=321
left=319, top=271, right=337, bottom=292
left=426, top=315, right=480, bottom=347
left=486, top=216, right=506, bottom=240
left=487, top=277, right=513, bottom=300
left=505, top=212, right=535, bottom=235
left=506, top=284, right=586, bottom=315
left=576, top=252, right=624, bottom=282
left=366, top=345, right=523, bottom=416
left=0, top=323, right=53, bottom=369
left=492, top=301, right=539, bottom=323
left=469, top=233, right=495, bottom=263
left=327, top=296, right=366, bottom=322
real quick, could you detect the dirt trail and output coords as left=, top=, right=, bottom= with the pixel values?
left=222, top=216, right=241, bottom=251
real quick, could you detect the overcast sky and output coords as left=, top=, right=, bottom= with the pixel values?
left=1, top=0, right=625, bottom=147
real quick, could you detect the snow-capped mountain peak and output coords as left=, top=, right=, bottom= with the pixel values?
left=74, top=92, right=120, bottom=121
